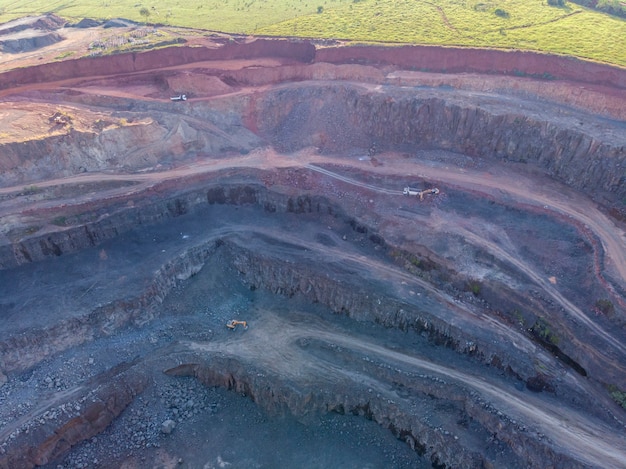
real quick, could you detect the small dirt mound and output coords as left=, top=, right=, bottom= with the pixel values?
left=70, top=18, right=102, bottom=29
left=30, top=14, right=66, bottom=31
left=0, top=14, right=65, bottom=36
left=0, top=31, right=64, bottom=53
left=103, top=18, right=139, bottom=29
left=166, top=73, right=233, bottom=97
left=0, top=14, right=66, bottom=54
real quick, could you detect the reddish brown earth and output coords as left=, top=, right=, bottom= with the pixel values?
left=0, top=16, right=625, bottom=469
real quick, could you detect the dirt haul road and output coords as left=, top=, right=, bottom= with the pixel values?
left=185, top=311, right=626, bottom=469
left=2, top=148, right=623, bottom=359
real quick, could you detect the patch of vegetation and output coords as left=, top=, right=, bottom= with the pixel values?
left=8, top=225, right=42, bottom=241
left=595, top=298, right=615, bottom=316
left=21, top=185, right=41, bottom=196
left=607, top=384, right=626, bottom=410
left=570, top=0, right=626, bottom=18
left=390, top=249, right=437, bottom=273
left=494, top=8, right=510, bottom=18
left=139, top=6, right=151, bottom=23
left=54, top=51, right=75, bottom=60
left=93, top=118, right=114, bottom=131
left=465, top=280, right=482, bottom=296
left=257, top=0, right=626, bottom=66
left=51, top=216, right=67, bottom=226
left=0, top=1, right=624, bottom=65
left=530, top=319, right=560, bottom=346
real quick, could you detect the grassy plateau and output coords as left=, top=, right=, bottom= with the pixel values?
left=0, top=0, right=624, bottom=66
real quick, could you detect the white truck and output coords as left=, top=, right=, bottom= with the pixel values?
left=403, top=187, right=440, bottom=200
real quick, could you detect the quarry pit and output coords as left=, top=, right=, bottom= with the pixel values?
left=0, top=18, right=626, bottom=469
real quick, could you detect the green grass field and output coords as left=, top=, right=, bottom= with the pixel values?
left=0, top=0, right=624, bottom=66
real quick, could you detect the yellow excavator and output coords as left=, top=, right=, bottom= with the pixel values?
left=226, top=320, right=248, bottom=330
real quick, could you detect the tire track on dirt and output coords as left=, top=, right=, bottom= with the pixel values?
left=187, top=313, right=626, bottom=469
left=385, top=157, right=626, bottom=288
left=226, top=228, right=553, bottom=371
left=305, top=161, right=626, bottom=352
left=1, top=152, right=622, bottom=361
left=306, top=164, right=402, bottom=195
left=320, top=329, right=626, bottom=469
left=454, top=222, right=626, bottom=358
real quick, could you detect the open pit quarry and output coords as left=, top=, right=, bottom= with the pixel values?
left=0, top=17, right=626, bottom=469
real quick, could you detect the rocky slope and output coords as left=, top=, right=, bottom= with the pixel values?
left=2, top=79, right=624, bottom=206
left=255, top=83, right=626, bottom=204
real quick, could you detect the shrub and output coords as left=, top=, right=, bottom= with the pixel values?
left=465, top=280, right=482, bottom=296
left=139, top=7, right=151, bottom=23
left=52, top=216, right=67, bottom=226
left=494, top=8, right=510, bottom=18
left=608, top=385, right=626, bottom=410
left=530, top=319, right=560, bottom=346
left=595, top=299, right=615, bottom=315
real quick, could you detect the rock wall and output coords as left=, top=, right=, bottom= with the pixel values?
left=255, top=84, right=626, bottom=203
left=0, top=363, right=148, bottom=469
left=0, top=182, right=521, bottom=378
left=0, top=241, right=218, bottom=373
left=0, top=122, right=166, bottom=185
left=0, top=113, right=259, bottom=187
left=227, top=240, right=541, bottom=379
left=1, top=38, right=624, bottom=91
left=168, top=358, right=491, bottom=468
left=317, top=44, right=626, bottom=90
left=0, top=32, right=63, bottom=53
left=166, top=353, right=586, bottom=469
left=0, top=180, right=611, bottom=409
left=0, top=39, right=316, bottom=89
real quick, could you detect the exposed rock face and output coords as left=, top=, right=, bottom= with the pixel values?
left=1, top=179, right=624, bottom=468
left=0, top=239, right=218, bottom=372
left=0, top=182, right=607, bottom=393
left=165, top=352, right=588, bottom=469
left=1, top=39, right=624, bottom=89
left=316, top=45, right=626, bottom=89
left=0, top=14, right=66, bottom=36
left=0, top=115, right=260, bottom=187
left=166, top=359, right=490, bottom=468
left=0, top=14, right=66, bottom=54
left=0, top=32, right=63, bottom=53
left=0, top=362, right=148, bottom=469
left=255, top=84, right=626, bottom=202
left=3, top=83, right=623, bottom=206
left=0, top=39, right=316, bottom=88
